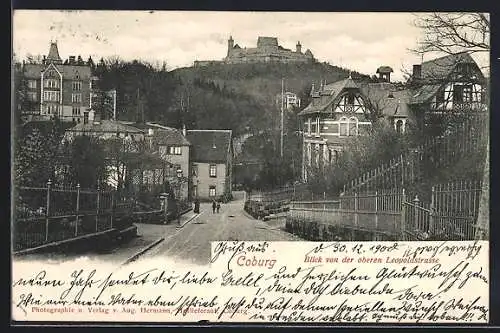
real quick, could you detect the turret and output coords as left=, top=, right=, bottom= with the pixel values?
left=46, top=41, right=63, bottom=65
left=296, top=41, right=302, bottom=53
left=227, top=36, right=234, bottom=56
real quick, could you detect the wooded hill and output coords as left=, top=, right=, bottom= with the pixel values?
left=95, top=60, right=368, bottom=137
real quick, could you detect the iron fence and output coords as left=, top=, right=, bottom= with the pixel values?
left=246, top=183, right=338, bottom=204
left=402, top=180, right=482, bottom=240
left=343, top=115, right=488, bottom=194
left=13, top=181, right=134, bottom=252
left=287, top=180, right=485, bottom=241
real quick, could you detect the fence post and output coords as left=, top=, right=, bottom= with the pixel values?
left=96, top=184, right=101, bottom=232
left=401, top=188, right=406, bottom=238
left=323, top=191, right=326, bottom=210
left=45, top=179, right=52, bottom=242
left=374, top=191, right=378, bottom=232
left=75, top=183, right=80, bottom=236
left=110, top=190, right=114, bottom=229
left=429, top=186, right=435, bottom=234
left=413, top=195, right=420, bottom=231
left=354, top=192, right=358, bottom=229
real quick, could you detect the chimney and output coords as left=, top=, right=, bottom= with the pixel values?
left=69, top=56, right=76, bottom=65
left=148, top=128, right=154, bottom=136
left=413, top=64, right=422, bottom=80
left=182, top=124, right=187, bottom=137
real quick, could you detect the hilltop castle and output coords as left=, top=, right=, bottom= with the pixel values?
left=194, top=36, right=316, bottom=67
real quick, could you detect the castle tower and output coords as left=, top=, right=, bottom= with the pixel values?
left=46, top=41, right=63, bottom=65
left=296, top=41, right=302, bottom=53
left=227, top=36, right=234, bottom=56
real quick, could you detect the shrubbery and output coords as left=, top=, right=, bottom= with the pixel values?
left=307, top=121, right=412, bottom=195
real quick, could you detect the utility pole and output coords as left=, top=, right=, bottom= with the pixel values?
left=112, top=89, right=117, bottom=121
left=280, top=78, right=284, bottom=158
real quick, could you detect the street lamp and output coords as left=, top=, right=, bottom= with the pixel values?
left=176, top=167, right=183, bottom=200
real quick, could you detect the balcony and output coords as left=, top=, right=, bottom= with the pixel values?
left=430, top=102, right=488, bottom=114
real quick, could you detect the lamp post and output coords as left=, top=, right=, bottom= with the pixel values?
left=175, top=167, right=183, bottom=226
left=176, top=167, right=183, bottom=201
left=159, top=192, right=168, bottom=224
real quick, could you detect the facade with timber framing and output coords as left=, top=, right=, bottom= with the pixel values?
left=299, top=52, right=488, bottom=181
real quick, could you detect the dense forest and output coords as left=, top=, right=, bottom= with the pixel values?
left=93, top=59, right=369, bottom=136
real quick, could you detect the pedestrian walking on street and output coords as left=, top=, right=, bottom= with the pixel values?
left=216, top=201, right=221, bottom=213
left=212, top=200, right=216, bottom=214
left=194, top=199, right=200, bottom=214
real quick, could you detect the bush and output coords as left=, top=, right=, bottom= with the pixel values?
left=307, top=121, right=412, bottom=194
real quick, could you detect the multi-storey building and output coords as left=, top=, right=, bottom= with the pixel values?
left=299, top=52, right=488, bottom=181
left=186, top=130, right=233, bottom=201
left=20, top=42, right=97, bottom=123
left=276, top=91, right=301, bottom=110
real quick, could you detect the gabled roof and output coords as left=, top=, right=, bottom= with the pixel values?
left=186, top=130, right=232, bottom=164
left=152, top=127, right=191, bottom=146
left=23, top=63, right=92, bottom=80
left=419, top=52, right=477, bottom=81
left=299, top=77, right=359, bottom=115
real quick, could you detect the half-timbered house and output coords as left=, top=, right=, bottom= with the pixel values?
left=299, top=52, right=488, bottom=181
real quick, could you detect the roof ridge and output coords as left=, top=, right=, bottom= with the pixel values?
left=187, top=129, right=232, bottom=133
left=421, top=51, right=471, bottom=65
left=145, top=122, right=179, bottom=131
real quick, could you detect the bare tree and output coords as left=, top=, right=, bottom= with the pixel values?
left=412, top=13, right=490, bottom=60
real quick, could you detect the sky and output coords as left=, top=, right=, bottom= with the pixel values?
left=12, top=11, right=489, bottom=82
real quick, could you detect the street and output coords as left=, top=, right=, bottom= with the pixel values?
left=138, top=191, right=300, bottom=265
left=15, top=192, right=300, bottom=265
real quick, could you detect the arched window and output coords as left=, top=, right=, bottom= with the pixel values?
left=339, top=117, right=348, bottom=136
left=349, top=117, right=358, bottom=136
left=396, top=119, right=403, bottom=134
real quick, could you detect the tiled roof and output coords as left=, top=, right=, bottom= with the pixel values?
left=137, top=122, right=190, bottom=146
left=66, top=120, right=145, bottom=134
left=419, top=52, right=476, bottom=81
left=360, top=83, right=412, bottom=117
left=186, top=130, right=232, bottom=164
left=299, top=77, right=359, bottom=115
left=151, top=127, right=191, bottom=146
left=23, top=63, right=92, bottom=80
left=409, top=84, right=442, bottom=104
